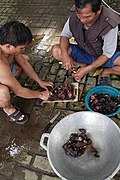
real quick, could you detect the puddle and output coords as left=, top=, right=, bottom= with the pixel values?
left=0, top=137, right=28, bottom=167
left=5, top=138, right=26, bottom=158
left=0, top=119, right=44, bottom=166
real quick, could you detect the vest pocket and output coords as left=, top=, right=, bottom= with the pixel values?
left=90, top=39, right=103, bottom=56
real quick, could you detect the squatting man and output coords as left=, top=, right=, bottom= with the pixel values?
left=51, top=0, right=120, bottom=83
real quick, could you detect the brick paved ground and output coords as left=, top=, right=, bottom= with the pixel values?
left=0, top=0, right=120, bottom=180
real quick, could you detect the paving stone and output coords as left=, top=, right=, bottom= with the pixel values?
left=22, top=169, right=39, bottom=180
left=13, top=166, right=40, bottom=180
left=0, top=162, right=15, bottom=178
left=21, top=155, right=32, bottom=165
left=0, top=174, right=10, bottom=180
left=55, top=102, right=67, bottom=109
left=116, top=113, right=120, bottom=120
left=64, top=76, right=74, bottom=83
left=0, top=123, right=11, bottom=146
left=34, top=61, right=42, bottom=73
left=36, top=103, right=55, bottom=117
left=22, top=99, right=35, bottom=114
left=79, top=84, right=84, bottom=99
left=42, top=175, right=60, bottom=180
left=84, top=77, right=96, bottom=92
left=111, top=80, right=120, bottom=88
left=15, top=152, right=32, bottom=165
left=67, top=101, right=87, bottom=111
left=39, top=66, right=50, bottom=80
left=112, top=117, right=120, bottom=128
left=46, top=74, right=56, bottom=82
left=33, top=156, right=53, bottom=173
left=55, top=69, right=67, bottom=82
left=50, top=63, right=60, bottom=74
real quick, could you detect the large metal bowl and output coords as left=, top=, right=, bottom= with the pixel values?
left=40, top=111, right=120, bottom=180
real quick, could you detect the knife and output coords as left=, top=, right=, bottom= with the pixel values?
left=50, top=83, right=62, bottom=93
left=42, top=111, right=61, bottom=133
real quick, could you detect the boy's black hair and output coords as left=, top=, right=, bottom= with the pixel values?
left=0, top=21, right=32, bottom=47
left=75, top=0, right=102, bottom=12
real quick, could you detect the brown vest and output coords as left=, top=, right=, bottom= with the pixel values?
left=69, top=6, right=120, bottom=57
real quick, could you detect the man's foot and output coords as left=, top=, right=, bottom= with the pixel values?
left=99, top=76, right=111, bottom=86
left=3, top=109, right=29, bottom=124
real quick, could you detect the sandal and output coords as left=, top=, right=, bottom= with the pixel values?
left=99, top=76, right=111, bottom=86
left=6, top=110, right=29, bottom=124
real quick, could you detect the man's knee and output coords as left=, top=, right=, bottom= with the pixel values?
left=51, top=44, right=61, bottom=59
left=114, top=56, right=120, bottom=66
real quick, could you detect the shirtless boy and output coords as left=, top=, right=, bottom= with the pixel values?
left=0, top=21, right=53, bottom=124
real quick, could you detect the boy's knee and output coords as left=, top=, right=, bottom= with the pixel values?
left=0, top=85, right=10, bottom=100
left=22, top=54, right=30, bottom=61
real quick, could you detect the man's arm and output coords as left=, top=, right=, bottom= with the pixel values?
left=73, top=26, right=118, bottom=81
left=73, top=54, right=109, bottom=81
left=60, top=36, right=73, bottom=69
left=102, top=26, right=118, bottom=58
left=0, top=61, right=51, bottom=101
left=15, top=54, right=53, bottom=90
left=60, top=18, right=74, bottom=70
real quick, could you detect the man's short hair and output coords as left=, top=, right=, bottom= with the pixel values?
left=75, top=0, right=102, bottom=12
left=0, top=21, right=32, bottom=47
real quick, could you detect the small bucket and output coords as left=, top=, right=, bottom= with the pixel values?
left=85, top=85, right=120, bottom=117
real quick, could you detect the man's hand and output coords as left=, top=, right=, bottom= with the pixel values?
left=72, top=66, right=90, bottom=82
left=39, top=81, right=53, bottom=91
left=40, top=91, right=52, bottom=101
left=62, top=56, right=73, bottom=70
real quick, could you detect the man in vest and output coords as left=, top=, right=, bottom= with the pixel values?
left=51, top=0, right=120, bottom=83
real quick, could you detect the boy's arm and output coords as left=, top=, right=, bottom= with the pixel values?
left=15, top=54, right=53, bottom=89
left=0, top=61, right=51, bottom=101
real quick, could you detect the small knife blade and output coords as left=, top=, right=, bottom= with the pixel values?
left=42, top=111, right=60, bottom=133
left=50, top=84, right=62, bottom=92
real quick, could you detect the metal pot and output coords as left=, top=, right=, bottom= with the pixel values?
left=40, top=111, right=120, bottom=180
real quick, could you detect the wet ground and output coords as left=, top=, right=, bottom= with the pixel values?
left=104, top=0, right=120, bottom=14
left=0, top=0, right=120, bottom=180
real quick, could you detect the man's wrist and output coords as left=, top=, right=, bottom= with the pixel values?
left=86, top=64, right=95, bottom=72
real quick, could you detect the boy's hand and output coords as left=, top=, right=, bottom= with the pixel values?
left=39, top=91, right=52, bottom=101
left=39, top=81, right=53, bottom=91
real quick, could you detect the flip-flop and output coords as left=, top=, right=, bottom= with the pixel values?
left=6, top=110, right=29, bottom=124
left=99, top=76, right=111, bottom=86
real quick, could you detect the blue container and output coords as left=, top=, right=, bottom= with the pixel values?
left=85, top=85, right=120, bottom=117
